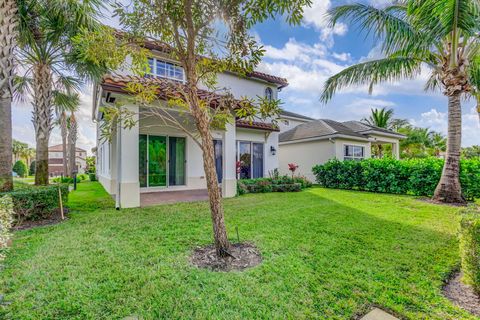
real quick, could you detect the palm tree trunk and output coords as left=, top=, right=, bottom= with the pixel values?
left=433, top=92, right=465, bottom=203
left=0, top=0, right=17, bottom=192
left=33, top=64, right=53, bottom=185
left=60, top=112, right=68, bottom=176
left=68, top=114, right=77, bottom=177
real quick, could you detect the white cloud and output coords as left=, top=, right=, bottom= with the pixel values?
left=263, top=38, right=327, bottom=63
left=332, top=52, right=351, bottom=62
left=302, top=0, right=348, bottom=45
left=412, top=107, right=480, bottom=147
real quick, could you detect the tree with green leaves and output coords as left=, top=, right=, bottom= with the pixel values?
left=462, top=145, right=480, bottom=159
left=15, top=0, right=105, bottom=186
left=78, top=0, right=311, bottom=257
left=12, top=160, right=27, bottom=178
left=321, top=0, right=480, bottom=204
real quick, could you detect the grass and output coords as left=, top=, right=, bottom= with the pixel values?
left=0, top=182, right=474, bottom=319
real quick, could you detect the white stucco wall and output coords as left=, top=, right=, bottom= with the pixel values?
left=277, top=117, right=310, bottom=133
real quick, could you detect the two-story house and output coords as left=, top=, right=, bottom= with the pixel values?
left=93, top=40, right=288, bottom=208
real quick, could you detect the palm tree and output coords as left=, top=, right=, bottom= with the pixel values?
left=12, top=140, right=28, bottom=163
left=53, top=92, right=80, bottom=177
left=67, top=112, right=78, bottom=177
left=16, top=0, right=104, bottom=185
left=0, top=0, right=18, bottom=191
left=430, top=132, right=447, bottom=157
left=362, top=107, right=408, bottom=157
left=322, top=0, right=480, bottom=203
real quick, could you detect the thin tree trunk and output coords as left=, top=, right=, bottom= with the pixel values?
left=433, top=93, right=465, bottom=203
left=33, top=64, right=53, bottom=185
left=378, top=144, right=383, bottom=158
left=68, top=114, right=77, bottom=177
left=0, top=0, right=17, bottom=192
left=61, top=112, right=68, bottom=176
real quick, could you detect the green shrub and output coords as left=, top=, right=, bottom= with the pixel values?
left=0, top=184, right=69, bottom=223
left=237, top=176, right=311, bottom=195
left=12, top=160, right=28, bottom=178
left=89, top=173, right=97, bottom=182
left=78, top=174, right=88, bottom=181
left=29, top=160, right=36, bottom=175
left=0, top=195, right=14, bottom=260
left=459, top=208, right=480, bottom=293
left=312, top=158, right=480, bottom=200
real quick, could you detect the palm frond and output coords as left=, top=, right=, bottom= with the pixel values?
left=55, top=75, right=82, bottom=94
left=321, top=57, right=422, bottom=103
left=52, top=91, right=80, bottom=115
left=13, top=76, right=33, bottom=102
left=328, top=3, right=429, bottom=56
left=424, top=71, right=442, bottom=93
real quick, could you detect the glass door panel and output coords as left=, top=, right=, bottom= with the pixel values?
left=169, top=137, right=186, bottom=186
left=213, top=140, right=223, bottom=183
left=239, top=141, right=252, bottom=179
left=139, top=135, right=148, bottom=187
left=148, top=136, right=167, bottom=187
left=252, top=143, right=264, bottom=178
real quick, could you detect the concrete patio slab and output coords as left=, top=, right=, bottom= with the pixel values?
left=140, top=189, right=209, bottom=207
left=361, top=308, right=399, bottom=320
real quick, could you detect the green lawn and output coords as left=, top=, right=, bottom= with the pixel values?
left=0, top=182, right=474, bottom=319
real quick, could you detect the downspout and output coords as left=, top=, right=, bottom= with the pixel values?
left=115, top=114, right=122, bottom=210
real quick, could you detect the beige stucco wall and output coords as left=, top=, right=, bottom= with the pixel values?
left=278, top=139, right=335, bottom=181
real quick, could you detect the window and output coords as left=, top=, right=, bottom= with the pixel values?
left=147, top=58, right=185, bottom=81
left=344, top=145, right=364, bottom=161
left=282, top=119, right=290, bottom=126
left=265, top=87, right=273, bottom=102
left=237, top=141, right=264, bottom=179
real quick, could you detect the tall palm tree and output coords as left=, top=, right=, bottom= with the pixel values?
left=53, top=91, right=80, bottom=177
left=21, top=147, right=36, bottom=170
left=67, top=112, right=78, bottom=177
left=16, top=0, right=104, bottom=185
left=321, top=0, right=480, bottom=203
left=12, top=139, right=28, bottom=163
left=0, top=0, right=18, bottom=191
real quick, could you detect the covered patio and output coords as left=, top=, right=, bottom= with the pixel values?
left=140, top=189, right=210, bottom=207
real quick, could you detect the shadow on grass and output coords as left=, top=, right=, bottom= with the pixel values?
left=0, top=187, right=471, bottom=319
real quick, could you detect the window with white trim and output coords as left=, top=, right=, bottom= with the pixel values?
left=148, top=58, right=184, bottom=81
left=344, top=145, right=364, bottom=161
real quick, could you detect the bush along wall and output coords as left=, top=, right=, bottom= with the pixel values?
left=312, top=158, right=480, bottom=200
left=237, top=176, right=312, bottom=195
left=459, top=208, right=480, bottom=293
left=0, top=184, right=69, bottom=224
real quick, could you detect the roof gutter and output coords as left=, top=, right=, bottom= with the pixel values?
left=279, top=133, right=370, bottom=145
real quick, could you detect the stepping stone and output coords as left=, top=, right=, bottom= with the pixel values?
left=361, top=308, right=399, bottom=320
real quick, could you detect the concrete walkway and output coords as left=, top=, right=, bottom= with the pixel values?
left=140, top=189, right=209, bottom=207
left=361, top=308, right=399, bottom=320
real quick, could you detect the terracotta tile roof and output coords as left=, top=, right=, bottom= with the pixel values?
left=102, top=74, right=229, bottom=107
left=246, top=71, right=288, bottom=88
left=48, top=144, right=86, bottom=152
left=236, top=119, right=279, bottom=132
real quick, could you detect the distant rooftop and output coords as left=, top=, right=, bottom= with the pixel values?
left=279, top=110, right=315, bottom=121
left=279, top=120, right=405, bottom=143
left=49, top=144, right=86, bottom=152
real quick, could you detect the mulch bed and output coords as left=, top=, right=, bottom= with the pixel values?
left=443, top=271, right=480, bottom=317
left=417, top=198, right=469, bottom=207
left=191, top=242, right=262, bottom=272
left=12, top=209, right=69, bottom=231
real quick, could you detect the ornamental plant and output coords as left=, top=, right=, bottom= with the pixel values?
left=288, top=163, right=299, bottom=179
left=0, top=194, right=14, bottom=261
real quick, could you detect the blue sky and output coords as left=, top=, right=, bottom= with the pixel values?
left=12, top=0, right=480, bottom=151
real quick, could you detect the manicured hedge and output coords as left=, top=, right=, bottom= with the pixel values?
left=312, top=158, right=480, bottom=200
left=459, top=208, right=480, bottom=293
left=237, top=176, right=312, bottom=195
left=0, top=184, right=69, bottom=223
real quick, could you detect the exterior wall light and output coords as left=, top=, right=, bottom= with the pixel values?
left=270, top=146, right=277, bottom=155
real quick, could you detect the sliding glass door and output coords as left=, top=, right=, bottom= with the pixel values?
left=139, top=135, right=186, bottom=188
left=237, top=141, right=264, bottom=179
left=168, top=137, right=186, bottom=186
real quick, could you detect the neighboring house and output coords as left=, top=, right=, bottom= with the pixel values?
left=48, top=144, right=87, bottom=176
left=278, top=120, right=405, bottom=181
left=93, top=40, right=288, bottom=208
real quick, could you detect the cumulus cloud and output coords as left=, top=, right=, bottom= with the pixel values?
left=412, top=106, right=480, bottom=147
left=302, top=0, right=348, bottom=45
left=332, top=52, right=351, bottom=62
left=263, top=38, right=327, bottom=63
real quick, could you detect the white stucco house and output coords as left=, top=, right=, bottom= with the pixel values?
left=92, top=40, right=289, bottom=208
left=278, top=119, right=406, bottom=181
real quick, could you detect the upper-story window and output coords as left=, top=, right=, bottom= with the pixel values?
left=148, top=58, right=185, bottom=81
left=265, top=87, right=273, bottom=102
left=344, top=145, right=364, bottom=161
